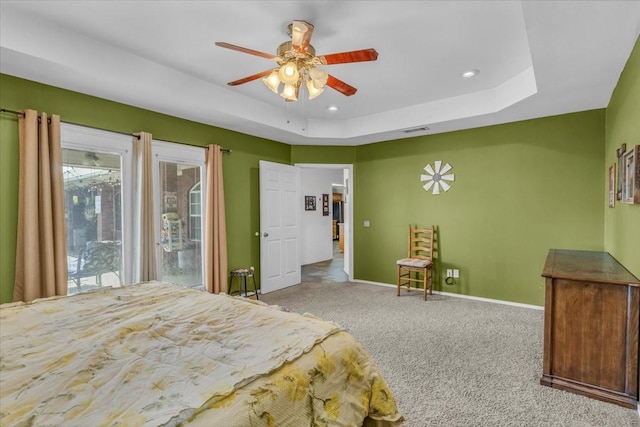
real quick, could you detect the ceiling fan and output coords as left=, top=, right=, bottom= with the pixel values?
left=215, top=20, right=379, bottom=101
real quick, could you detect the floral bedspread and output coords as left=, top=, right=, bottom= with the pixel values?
left=0, top=282, right=403, bottom=426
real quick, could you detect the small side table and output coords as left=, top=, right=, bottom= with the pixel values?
left=229, top=267, right=259, bottom=299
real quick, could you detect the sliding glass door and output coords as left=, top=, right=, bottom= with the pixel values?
left=61, top=126, right=207, bottom=293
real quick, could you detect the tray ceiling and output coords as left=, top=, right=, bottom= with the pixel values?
left=1, top=1, right=639, bottom=146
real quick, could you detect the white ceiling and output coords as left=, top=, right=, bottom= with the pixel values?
left=1, top=1, right=639, bottom=146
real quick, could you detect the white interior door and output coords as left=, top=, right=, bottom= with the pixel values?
left=259, top=160, right=301, bottom=294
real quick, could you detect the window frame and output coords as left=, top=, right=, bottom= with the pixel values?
left=189, top=182, right=202, bottom=242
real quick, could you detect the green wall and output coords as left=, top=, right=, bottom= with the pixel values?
left=0, top=103, right=19, bottom=304
left=604, top=36, right=640, bottom=278
left=0, top=74, right=290, bottom=303
left=354, top=111, right=605, bottom=306
left=2, top=58, right=634, bottom=307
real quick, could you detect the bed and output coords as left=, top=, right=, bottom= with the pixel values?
left=0, top=281, right=403, bottom=426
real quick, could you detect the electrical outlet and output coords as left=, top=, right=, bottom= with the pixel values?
left=363, top=220, right=370, bottom=228
left=453, top=269, right=459, bottom=278
left=446, top=269, right=453, bottom=278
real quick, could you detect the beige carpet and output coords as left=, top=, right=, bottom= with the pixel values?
left=260, top=280, right=640, bottom=427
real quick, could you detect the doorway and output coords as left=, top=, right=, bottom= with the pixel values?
left=296, top=163, right=353, bottom=283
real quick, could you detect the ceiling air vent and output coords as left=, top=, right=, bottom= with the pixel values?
left=402, top=126, right=430, bottom=134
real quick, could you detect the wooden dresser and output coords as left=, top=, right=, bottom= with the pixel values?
left=540, top=249, right=640, bottom=409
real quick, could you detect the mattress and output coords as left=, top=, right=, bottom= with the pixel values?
left=0, top=281, right=403, bottom=426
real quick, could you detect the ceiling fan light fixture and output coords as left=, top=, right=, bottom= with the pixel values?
left=262, top=70, right=281, bottom=93
left=306, top=78, right=324, bottom=99
left=279, top=62, right=299, bottom=84
left=216, top=20, right=378, bottom=102
left=309, top=67, right=328, bottom=89
left=291, top=21, right=308, bottom=46
left=281, top=83, right=298, bottom=101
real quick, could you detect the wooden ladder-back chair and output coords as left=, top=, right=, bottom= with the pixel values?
left=396, top=225, right=435, bottom=300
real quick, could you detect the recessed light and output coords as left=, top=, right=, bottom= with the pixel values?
left=328, top=106, right=338, bottom=112
left=462, top=69, right=479, bottom=78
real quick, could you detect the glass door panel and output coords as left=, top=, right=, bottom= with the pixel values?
left=63, top=149, right=123, bottom=294
left=158, top=161, right=203, bottom=288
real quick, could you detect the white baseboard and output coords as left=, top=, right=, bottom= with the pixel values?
left=353, top=279, right=544, bottom=311
left=353, top=279, right=397, bottom=289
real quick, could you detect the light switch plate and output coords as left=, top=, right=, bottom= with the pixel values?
left=453, top=269, right=459, bottom=278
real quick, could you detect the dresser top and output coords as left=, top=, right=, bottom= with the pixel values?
left=542, top=249, right=640, bottom=286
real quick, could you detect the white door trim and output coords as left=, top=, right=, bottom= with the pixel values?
left=294, top=163, right=354, bottom=279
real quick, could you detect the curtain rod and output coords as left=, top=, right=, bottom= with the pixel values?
left=1, top=107, right=231, bottom=153
left=0, top=108, right=25, bottom=117
left=140, top=134, right=232, bottom=153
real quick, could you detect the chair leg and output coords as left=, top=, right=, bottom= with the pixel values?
left=423, top=268, right=428, bottom=301
left=396, top=266, right=401, bottom=296
left=251, top=275, right=259, bottom=300
left=429, top=267, right=433, bottom=295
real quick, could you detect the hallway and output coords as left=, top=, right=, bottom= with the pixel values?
left=301, top=240, right=348, bottom=283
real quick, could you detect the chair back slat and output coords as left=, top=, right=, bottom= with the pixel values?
left=407, top=225, right=434, bottom=260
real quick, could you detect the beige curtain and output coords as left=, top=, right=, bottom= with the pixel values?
left=204, top=145, right=228, bottom=293
left=132, top=132, right=157, bottom=282
left=13, top=110, right=68, bottom=302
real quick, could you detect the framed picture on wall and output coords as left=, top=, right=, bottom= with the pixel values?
left=616, top=143, right=626, bottom=200
left=635, top=145, right=640, bottom=204
left=621, top=145, right=640, bottom=204
left=608, top=163, right=616, bottom=208
left=322, top=194, right=329, bottom=216
left=305, top=195, right=316, bottom=211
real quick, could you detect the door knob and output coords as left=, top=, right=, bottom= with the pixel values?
left=255, top=232, right=269, bottom=237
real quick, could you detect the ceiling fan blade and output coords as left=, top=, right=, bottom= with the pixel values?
left=326, top=74, right=357, bottom=96
left=291, top=20, right=314, bottom=53
left=319, top=48, right=379, bottom=65
left=227, top=69, right=274, bottom=86
left=215, top=42, right=277, bottom=60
